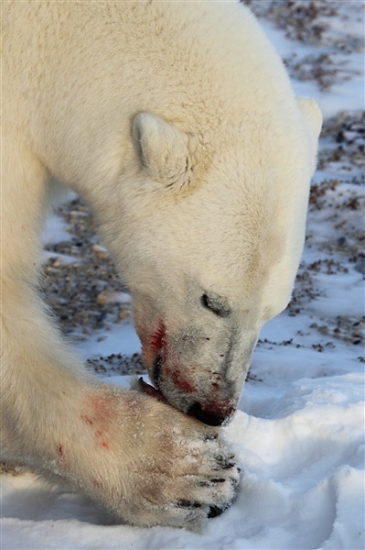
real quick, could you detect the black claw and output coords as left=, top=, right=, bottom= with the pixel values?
left=216, top=453, right=235, bottom=463
left=208, top=505, right=224, bottom=519
left=177, top=500, right=201, bottom=509
left=223, top=461, right=236, bottom=470
left=214, top=459, right=236, bottom=471
left=197, top=480, right=210, bottom=487
left=210, top=478, right=225, bottom=483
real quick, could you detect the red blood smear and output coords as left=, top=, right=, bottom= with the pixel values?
left=170, top=369, right=194, bottom=393
left=150, top=322, right=166, bottom=351
left=138, top=377, right=168, bottom=403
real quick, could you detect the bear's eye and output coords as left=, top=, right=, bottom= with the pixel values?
left=201, top=293, right=231, bottom=318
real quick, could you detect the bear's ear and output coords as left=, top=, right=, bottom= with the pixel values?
left=133, top=112, right=196, bottom=189
left=296, top=97, right=323, bottom=141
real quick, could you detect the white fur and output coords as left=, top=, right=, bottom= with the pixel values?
left=1, top=0, right=321, bottom=529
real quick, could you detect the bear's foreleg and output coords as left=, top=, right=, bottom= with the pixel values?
left=1, top=295, right=240, bottom=529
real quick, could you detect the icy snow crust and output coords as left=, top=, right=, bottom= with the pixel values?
left=1, top=3, right=364, bottom=549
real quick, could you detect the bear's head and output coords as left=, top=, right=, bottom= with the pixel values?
left=111, top=100, right=322, bottom=426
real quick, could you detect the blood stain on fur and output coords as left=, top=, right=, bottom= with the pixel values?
left=170, top=367, right=195, bottom=393
left=95, top=429, right=110, bottom=450
left=150, top=322, right=166, bottom=351
left=57, top=443, right=68, bottom=470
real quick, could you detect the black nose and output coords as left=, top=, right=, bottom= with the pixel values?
left=188, top=402, right=225, bottom=426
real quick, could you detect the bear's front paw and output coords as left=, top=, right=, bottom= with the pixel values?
left=117, top=399, right=240, bottom=530
left=67, top=388, right=239, bottom=530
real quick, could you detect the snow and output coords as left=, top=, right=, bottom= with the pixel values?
left=1, top=4, right=364, bottom=550
left=77, top=321, right=141, bottom=360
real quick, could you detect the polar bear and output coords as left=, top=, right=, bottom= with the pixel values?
left=1, top=0, right=322, bottom=530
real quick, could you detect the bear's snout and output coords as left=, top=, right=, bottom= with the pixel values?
left=139, top=321, right=246, bottom=425
left=152, top=353, right=238, bottom=425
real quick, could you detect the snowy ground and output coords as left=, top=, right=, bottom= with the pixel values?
left=1, top=2, right=364, bottom=549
